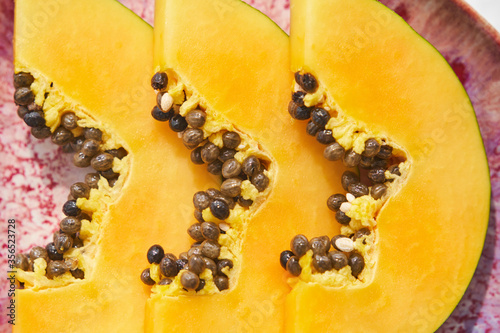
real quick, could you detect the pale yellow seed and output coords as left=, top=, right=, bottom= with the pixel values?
left=335, top=237, right=354, bottom=253
left=219, top=222, right=230, bottom=232
left=340, top=202, right=352, bottom=213
left=160, top=93, right=174, bottom=111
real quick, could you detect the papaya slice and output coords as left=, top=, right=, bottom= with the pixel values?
left=13, top=0, right=214, bottom=331
left=284, top=0, right=490, bottom=331
left=143, top=0, right=348, bottom=331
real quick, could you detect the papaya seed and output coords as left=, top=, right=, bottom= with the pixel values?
left=316, top=129, right=335, bottom=145
left=185, top=109, right=207, bottom=128
left=363, top=138, right=380, bottom=157
left=84, top=127, right=103, bottom=142
left=52, top=126, right=74, bottom=146
left=141, top=268, right=155, bottom=286
left=23, top=111, right=45, bottom=127
left=46, top=261, right=69, bottom=279
left=222, top=131, right=241, bottom=149
left=160, top=93, right=174, bottom=111
left=31, top=126, right=51, bottom=139
left=14, top=87, right=35, bottom=105
left=329, top=251, right=348, bottom=270
left=180, top=271, right=199, bottom=290
left=313, top=254, right=333, bottom=273
left=290, top=234, right=309, bottom=258
left=286, top=256, right=302, bottom=276
left=61, top=112, right=79, bottom=130
left=332, top=236, right=354, bottom=253
left=147, top=245, right=165, bottom=265
left=13, top=72, right=34, bottom=88
left=214, top=276, right=229, bottom=291
left=169, top=114, right=188, bottom=132
left=327, top=194, right=347, bottom=212
left=280, top=250, right=294, bottom=270
left=348, top=253, right=365, bottom=278
left=151, top=72, right=168, bottom=90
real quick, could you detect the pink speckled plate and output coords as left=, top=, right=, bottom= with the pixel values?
left=0, top=0, right=499, bottom=332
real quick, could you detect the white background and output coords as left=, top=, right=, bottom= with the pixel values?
left=465, top=0, right=500, bottom=32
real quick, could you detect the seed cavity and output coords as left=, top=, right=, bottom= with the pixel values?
left=13, top=71, right=130, bottom=287
left=281, top=71, right=408, bottom=284
left=141, top=71, right=273, bottom=295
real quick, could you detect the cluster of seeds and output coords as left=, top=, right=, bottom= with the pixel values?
left=13, top=72, right=128, bottom=282
left=150, top=72, right=269, bottom=190
left=281, top=72, right=404, bottom=280
left=141, top=225, right=233, bottom=292
left=140, top=72, right=271, bottom=292
left=281, top=231, right=369, bottom=277
left=15, top=245, right=84, bottom=281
